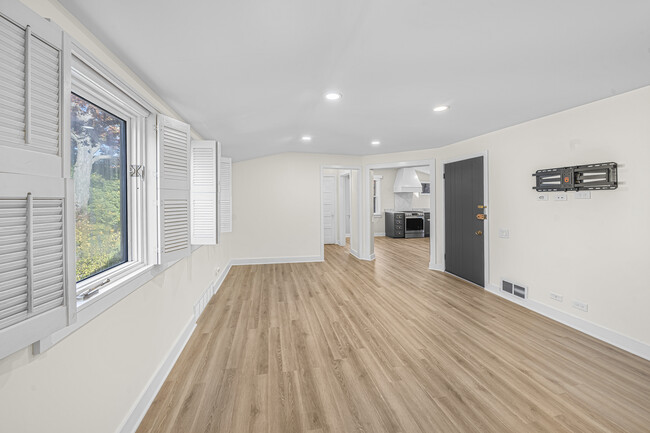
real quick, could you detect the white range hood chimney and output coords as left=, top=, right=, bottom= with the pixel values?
left=393, top=168, right=422, bottom=193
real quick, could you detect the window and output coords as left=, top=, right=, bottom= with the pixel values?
left=68, top=45, right=154, bottom=303
left=71, top=94, right=128, bottom=281
left=372, top=175, right=382, bottom=216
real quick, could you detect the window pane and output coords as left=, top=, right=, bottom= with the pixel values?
left=71, top=94, right=127, bottom=282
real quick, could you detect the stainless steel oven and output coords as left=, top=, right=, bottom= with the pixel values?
left=404, top=211, right=425, bottom=238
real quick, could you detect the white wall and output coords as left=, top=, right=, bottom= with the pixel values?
left=0, top=2, right=234, bottom=432
left=229, top=153, right=361, bottom=260
left=364, top=86, right=650, bottom=349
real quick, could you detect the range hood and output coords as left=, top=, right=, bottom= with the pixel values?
left=393, top=168, right=422, bottom=193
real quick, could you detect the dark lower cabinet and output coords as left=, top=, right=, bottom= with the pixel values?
left=385, top=212, right=405, bottom=238
left=425, top=212, right=430, bottom=237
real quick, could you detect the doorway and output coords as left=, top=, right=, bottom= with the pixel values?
left=321, top=166, right=362, bottom=260
left=443, top=155, right=486, bottom=287
left=364, top=159, right=436, bottom=267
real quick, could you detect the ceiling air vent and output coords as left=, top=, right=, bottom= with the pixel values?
left=502, top=279, right=527, bottom=299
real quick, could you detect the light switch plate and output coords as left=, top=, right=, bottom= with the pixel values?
left=575, top=191, right=591, bottom=199
left=498, top=229, right=510, bottom=239
left=536, top=193, right=549, bottom=201
left=554, top=193, right=568, bottom=201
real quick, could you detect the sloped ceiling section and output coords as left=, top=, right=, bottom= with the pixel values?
left=59, top=0, right=650, bottom=161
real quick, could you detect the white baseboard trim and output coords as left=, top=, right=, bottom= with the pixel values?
left=120, top=266, right=233, bottom=433
left=231, top=256, right=323, bottom=266
left=429, top=263, right=444, bottom=271
left=486, top=284, right=650, bottom=361
left=374, top=232, right=386, bottom=237
left=119, top=317, right=196, bottom=433
left=349, top=250, right=374, bottom=261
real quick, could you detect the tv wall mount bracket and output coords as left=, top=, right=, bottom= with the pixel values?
left=533, top=162, right=617, bottom=192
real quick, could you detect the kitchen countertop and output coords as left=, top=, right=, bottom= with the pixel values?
left=384, top=209, right=430, bottom=213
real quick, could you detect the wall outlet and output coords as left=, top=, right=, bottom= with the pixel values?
left=572, top=300, right=588, bottom=312
left=536, top=193, right=549, bottom=201
left=498, top=229, right=510, bottom=239
left=575, top=191, right=591, bottom=199
left=554, top=193, right=568, bottom=201
left=550, top=292, right=563, bottom=302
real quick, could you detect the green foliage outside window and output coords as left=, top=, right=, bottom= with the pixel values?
left=75, top=174, right=124, bottom=281
left=71, top=94, right=127, bottom=282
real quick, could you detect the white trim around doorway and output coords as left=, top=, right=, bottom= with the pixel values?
left=363, top=159, right=436, bottom=267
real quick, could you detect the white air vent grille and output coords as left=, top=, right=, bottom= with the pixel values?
left=502, top=279, right=527, bottom=299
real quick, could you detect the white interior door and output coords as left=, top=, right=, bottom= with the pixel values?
left=323, top=175, right=336, bottom=244
left=344, top=175, right=351, bottom=235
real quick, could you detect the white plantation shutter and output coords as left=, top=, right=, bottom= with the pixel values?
left=0, top=173, right=75, bottom=359
left=157, top=115, right=191, bottom=263
left=29, top=33, right=60, bottom=154
left=0, top=14, right=26, bottom=146
left=0, top=1, right=74, bottom=359
left=190, top=140, right=220, bottom=245
left=0, top=5, right=63, bottom=162
left=220, top=157, right=232, bottom=233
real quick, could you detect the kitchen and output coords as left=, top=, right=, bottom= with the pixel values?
left=372, top=166, right=431, bottom=239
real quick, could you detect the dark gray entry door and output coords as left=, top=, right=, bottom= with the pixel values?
left=444, top=156, right=485, bottom=286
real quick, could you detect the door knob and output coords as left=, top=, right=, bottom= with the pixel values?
left=475, top=230, right=483, bottom=236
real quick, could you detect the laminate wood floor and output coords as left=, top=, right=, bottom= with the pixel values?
left=137, top=237, right=650, bottom=433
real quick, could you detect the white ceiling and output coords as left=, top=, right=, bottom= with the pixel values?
left=58, top=0, right=650, bottom=161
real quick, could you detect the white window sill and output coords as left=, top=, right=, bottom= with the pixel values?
left=33, top=259, right=178, bottom=354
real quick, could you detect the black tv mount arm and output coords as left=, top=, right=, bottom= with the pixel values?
left=533, top=162, right=617, bottom=192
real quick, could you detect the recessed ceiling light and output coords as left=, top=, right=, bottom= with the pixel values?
left=371, top=140, right=381, bottom=146
left=324, top=92, right=342, bottom=101
left=433, top=105, right=449, bottom=112
left=301, top=135, right=312, bottom=142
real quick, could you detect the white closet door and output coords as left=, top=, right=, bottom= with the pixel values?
left=323, top=175, right=336, bottom=244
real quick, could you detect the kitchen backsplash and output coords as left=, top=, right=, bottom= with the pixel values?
left=395, top=192, right=413, bottom=210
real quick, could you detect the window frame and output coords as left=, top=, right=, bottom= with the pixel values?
left=71, top=92, right=130, bottom=283
left=33, top=39, right=165, bottom=354
left=70, top=60, right=149, bottom=301
left=372, top=175, right=382, bottom=216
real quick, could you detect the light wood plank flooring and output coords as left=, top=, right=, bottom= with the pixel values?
left=137, top=237, right=650, bottom=433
